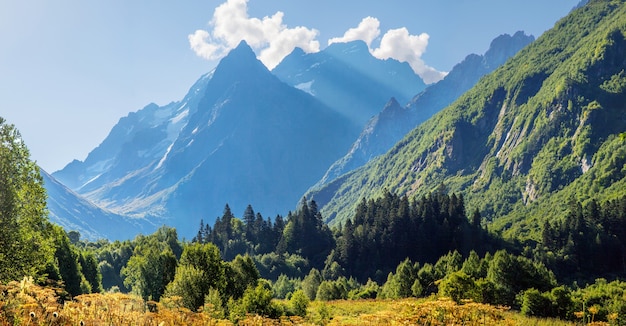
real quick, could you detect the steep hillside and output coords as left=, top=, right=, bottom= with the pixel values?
left=42, top=169, right=153, bottom=240
left=310, top=0, right=626, bottom=241
left=54, top=41, right=360, bottom=237
left=272, top=40, right=426, bottom=127
left=314, top=32, right=534, bottom=185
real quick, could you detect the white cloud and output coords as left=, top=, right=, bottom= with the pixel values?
left=189, top=0, right=320, bottom=69
left=329, top=18, right=447, bottom=84
left=328, top=17, right=381, bottom=47
left=372, top=28, right=447, bottom=84
left=190, top=3, right=446, bottom=83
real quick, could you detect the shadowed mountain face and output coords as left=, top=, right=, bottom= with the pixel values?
left=42, top=169, right=153, bottom=240
left=272, top=40, right=426, bottom=128
left=308, top=1, right=626, bottom=236
left=53, top=41, right=361, bottom=237
left=311, top=31, right=534, bottom=187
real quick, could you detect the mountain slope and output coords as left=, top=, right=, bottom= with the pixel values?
left=314, top=32, right=534, bottom=185
left=42, top=169, right=153, bottom=240
left=53, top=41, right=360, bottom=237
left=309, top=0, right=626, bottom=239
left=272, top=40, right=426, bottom=127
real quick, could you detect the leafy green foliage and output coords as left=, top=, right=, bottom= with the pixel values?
left=0, top=117, right=54, bottom=282
left=163, top=242, right=225, bottom=311
left=121, top=227, right=179, bottom=301
left=79, top=250, right=102, bottom=293
left=49, top=226, right=94, bottom=296
left=164, top=264, right=207, bottom=310
left=289, top=289, right=309, bottom=317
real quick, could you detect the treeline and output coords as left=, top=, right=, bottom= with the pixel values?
left=537, top=197, right=626, bottom=281
left=193, top=200, right=334, bottom=276
left=329, top=189, right=503, bottom=282
left=191, top=189, right=501, bottom=283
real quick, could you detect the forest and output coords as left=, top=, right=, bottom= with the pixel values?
left=3, top=1, right=626, bottom=323
left=2, top=112, right=626, bottom=324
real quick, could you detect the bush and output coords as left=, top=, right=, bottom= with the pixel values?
left=439, top=271, right=478, bottom=303
left=520, top=288, right=553, bottom=317
left=290, top=289, right=309, bottom=317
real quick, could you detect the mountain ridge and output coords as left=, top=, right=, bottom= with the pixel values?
left=310, top=31, right=535, bottom=188
left=272, top=40, right=426, bottom=128
left=308, top=0, right=626, bottom=238
left=52, top=41, right=361, bottom=237
left=42, top=168, right=153, bottom=240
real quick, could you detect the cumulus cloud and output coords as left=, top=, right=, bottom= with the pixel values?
left=371, top=28, right=447, bottom=84
left=188, top=0, right=320, bottom=69
left=328, top=16, right=381, bottom=47
left=328, top=17, right=447, bottom=84
left=189, top=2, right=446, bottom=83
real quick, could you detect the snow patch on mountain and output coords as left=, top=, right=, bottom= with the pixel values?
left=295, top=80, right=315, bottom=95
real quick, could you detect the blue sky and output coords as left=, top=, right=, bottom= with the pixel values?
left=1, top=0, right=580, bottom=172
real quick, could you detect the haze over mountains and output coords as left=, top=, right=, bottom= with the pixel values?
left=313, top=31, right=535, bottom=187
left=309, top=0, right=626, bottom=238
left=272, top=40, right=426, bottom=128
left=51, top=40, right=425, bottom=237
left=42, top=170, right=152, bottom=240
left=46, top=31, right=538, bottom=239
left=43, top=0, right=625, bottom=243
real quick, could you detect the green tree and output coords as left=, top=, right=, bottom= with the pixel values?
left=290, top=289, right=309, bottom=317
left=164, top=265, right=208, bottom=310
left=238, top=282, right=280, bottom=318
left=439, top=271, right=478, bottom=303
left=520, top=288, right=553, bottom=317
left=487, top=250, right=556, bottom=306
left=164, top=242, right=228, bottom=311
left=0, top=117, right=53, bottom=282
left=179, top=242, right=225, bottom=292
left=380, top=258, right=418, bottom=299
left=315, top=281, right=339, bottom=301
left=203, top=287, right=225, bottom=319
left=301, top=268, right=323, bottom=300
left=225, top=254, right=260, bottom=300
left=273, top=274, right=298, bottom=299
left=79, top=250, right=103, bottom=293
left=122, top=232, right=178, bottom=301
left=50, top=225, right=89, bottom=296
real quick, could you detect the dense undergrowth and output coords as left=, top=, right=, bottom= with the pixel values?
left=0, top=277, right=600, bottom=326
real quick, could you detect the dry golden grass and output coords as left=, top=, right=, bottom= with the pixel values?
left=0, top=277, right=233, bottom=325
left=0, top=278, right=583, bottom=325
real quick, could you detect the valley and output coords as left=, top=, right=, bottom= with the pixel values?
left=1, top=0, right=625, bottom=324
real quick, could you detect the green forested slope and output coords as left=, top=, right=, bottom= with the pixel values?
left=308, top=0, right=626, bottom=241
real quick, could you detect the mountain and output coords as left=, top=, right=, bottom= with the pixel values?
left=314, top=32, right=535, bottom=185
left=42, top=169, right=153, bottom=240
left=308, top=0, right=626, bottom=240
left=53, top=41, right=361, bottom=237
left=272, top=40, right=426, bottom=128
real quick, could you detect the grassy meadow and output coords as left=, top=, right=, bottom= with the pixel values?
left=1, top=276, right=602, bottom=326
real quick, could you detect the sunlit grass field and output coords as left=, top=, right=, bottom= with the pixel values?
left=0, top=277, right=596, bottom=325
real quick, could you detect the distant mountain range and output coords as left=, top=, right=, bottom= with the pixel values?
left=312, top=31, right=534, bottom=187
left=272, top=40, right=426, bottom=128
left=42, top=169, right=152, bottom=240
left=54, top=41, right=399, bottom=237
left=45, top=1, right=622, bottom=243
left=308, top=0, right=626, bottom=242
